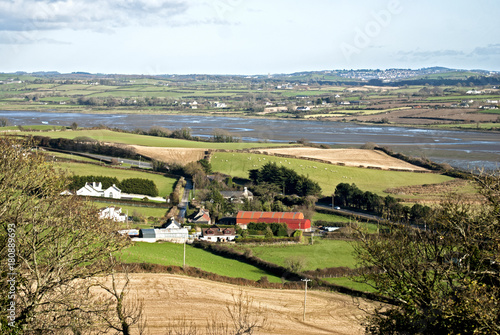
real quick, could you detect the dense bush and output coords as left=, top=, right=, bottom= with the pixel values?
left=119, top=178, right=158, bottom=197
left=249, top=162, right=321, bottom=197
left=247, top=222, right=289, bottom=236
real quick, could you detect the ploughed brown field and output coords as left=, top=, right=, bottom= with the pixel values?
left=251, top=148, right=429, bottom=172
left=119, top=273, right=374, bottom=335
left=131, top=145, right=207, bottom=165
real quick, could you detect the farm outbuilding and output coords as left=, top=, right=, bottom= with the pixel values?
left=236, top=211, right=311, bottom=232
left=137, top=227, right=189, bottom=243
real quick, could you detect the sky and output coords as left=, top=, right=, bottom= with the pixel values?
left=0, top=0, right=499, bottom=75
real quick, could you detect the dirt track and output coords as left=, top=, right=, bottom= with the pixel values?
left=123, top=273, right=373, bottom=335
left=252, top=148, right=429, bottom=171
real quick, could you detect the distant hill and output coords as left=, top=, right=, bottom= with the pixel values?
left=2, top=67, right=499, bottom=86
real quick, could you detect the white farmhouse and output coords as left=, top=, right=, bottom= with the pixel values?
left=76, top=182, right=103, bottom=197
left=104, top=184, right=121, bottom=199
left=76, top=182, right=122, bottom=199
left=99, top=206, right=127, bottom=222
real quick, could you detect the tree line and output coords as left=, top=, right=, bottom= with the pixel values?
left=334, top=182, right=432, bottom=224
left=33, top=135, right=140, bottom=160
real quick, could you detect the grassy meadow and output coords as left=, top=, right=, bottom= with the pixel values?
left=229, top=239, right=357, bottom=270
left=210, top=151, right=455, bottom=197
left=49, top=151, right=101, bottom=163
left=118, top=242, right=283, bottom=283
left=17, top=129, right=293, bottom=150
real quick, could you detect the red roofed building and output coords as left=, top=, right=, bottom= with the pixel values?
left=236, top=211, right=311, bottom=232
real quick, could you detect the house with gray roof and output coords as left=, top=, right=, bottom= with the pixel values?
left=220, top=187, right=253, bottom=203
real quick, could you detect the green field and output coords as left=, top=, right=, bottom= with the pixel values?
left=17, top=129, right=293, bottom=150
left=312, top=211, right=351, bottom=224
left=323, top=277, right=376, bottom=293
left=431, top=122, right=500, bottom=130
left=118, top=242, right=283, bottom=282
left=49, top=151, right=101, bottom=163
left=0, top=125, right=67, bottom=131
left=56, top=161, right=177, bottom=196
left=210, top=152, right=455, bottom=196
left=230, top=239, right=357, bottom=271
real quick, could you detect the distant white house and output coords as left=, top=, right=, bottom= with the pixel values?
left=466, top=89, right=483, bottom=95
left=213, top=101, right=227, bottom=108
left=99, top=206, right=127, bottom=222
left=76, top=182, right=104, bottom=197
left=200, top=226, right=237, bottom=242
left=220, top=187, right=253, bottom=203
left=75, top=182, right=166, bottom=202
left=104, top=184, right=121, bottom=199
left=296, top=106, right=310, bottom=112
left=76, top=182, right=122, bottom=199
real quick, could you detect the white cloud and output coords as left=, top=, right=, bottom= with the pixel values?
left=0, top=0, right=191, bottom=32
left=470, top=44, right=500, bottom=57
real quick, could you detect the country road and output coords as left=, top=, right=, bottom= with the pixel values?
left=177, top=179, right=193, bottom=221
left=315, top=204, right=386, bottom=223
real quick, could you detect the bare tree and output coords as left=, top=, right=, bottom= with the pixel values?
left=224, top=290, right=269, bottom=335
left=97, top=259, right=147, bottom=335
left=0, top=138, right=128, bottom=333
left=164, top=290, right=269, bottom=335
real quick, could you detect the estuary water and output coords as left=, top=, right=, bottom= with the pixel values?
left=1, top=110, right=499, bottom=171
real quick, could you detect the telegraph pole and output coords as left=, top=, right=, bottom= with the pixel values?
left=301, top=278, right=312, bottom=321
left=183, top=240, right=186, bottom=268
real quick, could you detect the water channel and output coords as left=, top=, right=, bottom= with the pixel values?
left=1, top=110, right=499, bottom=171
